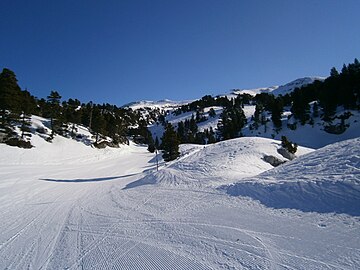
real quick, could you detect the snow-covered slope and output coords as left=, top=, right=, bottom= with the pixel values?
left=244, top=109, right=360, bottom=149
left=1, top=129, right=359, bottom=269
left=231, top=76, right=325, bottom=96
left=123, top=99, right=192, bottom=110
left=272, top=76, right=325, bottom=96
left=226, top=137, right=360, bottom=216
left=134, top=137, right=313, bottom=188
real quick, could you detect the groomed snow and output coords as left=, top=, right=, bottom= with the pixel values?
left=0, top=123, right=359, bottom=269
left=226, top=137, right=360, bottom=216
left=131, top=137, right=313, bottom=188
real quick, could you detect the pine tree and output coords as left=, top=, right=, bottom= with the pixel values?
left=281, top=136, right=298, bottom=154
left=270, top=97, right=283, bottom=129
left=63, top=98, right=81, bottom=137
left=91, top=107, right=106, bottom=144
left=330, top=67, right=339, bottom=77
left=209, top=108, right=216, bottom=118
left=161, top=123, right=180, bottom=162
left=47, top=90, right=62, bottom=139
left=0, top=68, right=22, bottom=139
left=19, top=90, right=35, bottom=140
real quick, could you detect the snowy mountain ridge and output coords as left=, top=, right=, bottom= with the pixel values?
left=1, top=108, right=360, bottom=269
left=231, top=76, right=325, bottom=97
left=124, top=76, right=325, bottom=110
left=123, top=99, right=193, bottom=110
left=1, top=68, right=360, bottom=269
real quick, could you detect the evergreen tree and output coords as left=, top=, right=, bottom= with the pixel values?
left=270, top=97, right=283, bottom=129
left=330, top=67, right=339, bottom=77
left=0, top=68, right=22, bottom=138
left=47, top=90, right=62, bottom=139
left=63, top=98, right=81, bottom=137
left=91, top=107, right=106, bottom=144
left=177, top=121, right=186, bottom=142
left=161, top=123, right=180, bottom=161
left=219, top=107, right=246, bottom=140
left=281, top=136, right=298, bottom=154
left=209, top=108, right=216, bottom=118
left=19, top=90, right=35, bottom=139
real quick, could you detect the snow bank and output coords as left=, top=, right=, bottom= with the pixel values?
left=226, top=137, right=360, bottom=216
left=130, top=137, right=313, bottom=188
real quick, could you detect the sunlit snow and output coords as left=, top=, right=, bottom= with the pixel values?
left=0, top=117, right=359, bottom=269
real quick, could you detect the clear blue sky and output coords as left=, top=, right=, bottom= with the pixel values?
left=1, top=0, right=359, bottom=106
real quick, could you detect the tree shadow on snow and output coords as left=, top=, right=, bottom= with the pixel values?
left=226, top=181, right=360, bottom=216
left=40, top=173, right=139, bottom=183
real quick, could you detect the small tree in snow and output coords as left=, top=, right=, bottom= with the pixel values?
left=281, top=136, right=298, bottom=154
left=161, top=123, right=180, bottom=162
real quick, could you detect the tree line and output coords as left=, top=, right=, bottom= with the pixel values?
left=0, top=68, right=142, bottom=148
left=157, top=58, right=360, bottom=161
left=1, top=58, right=359, bottom=160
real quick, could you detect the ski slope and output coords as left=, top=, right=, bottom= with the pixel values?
left=0, top=130, right=359, bottom=269
left=226, top=137, right=360, bottom=216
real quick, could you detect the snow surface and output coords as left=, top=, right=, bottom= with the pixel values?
left=226, top=137, right=360, bottom=216
left=1, top=117, right=359, bottom=269
left=231, top=77, right=325, bottom=97
left=123, top=99, right=192, bottom=110
left=131, top=137, right=313, bottom=188
left=243, top=109, right=360, bottom=149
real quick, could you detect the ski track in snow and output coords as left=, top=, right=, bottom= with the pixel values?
left=0, top=135, right=360, bottom=269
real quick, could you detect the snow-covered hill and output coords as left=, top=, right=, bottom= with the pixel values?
left=124, top=76, right=360, bottom=150
left=130, top=137, right=313, bottom=188
left=1, top=73, right=360, bottom=269
left=230, top=76, right=325, bottom=97
left=123, top=99, right=192, bottom=110
left=1, top=121, right=359, bottom=269
left=226, top=137, right=360, bottom=216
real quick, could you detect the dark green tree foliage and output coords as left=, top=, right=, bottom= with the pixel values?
left=47, top=90, right=62, bottom=139
left=209, top=108, right=216, bottom=117
left=0, top=69, right=36, bottom=147
left=270, top=97, right=284, bottom=129
left=195, top=109, right=207, bottom=123
left=192, top=128, right=216, bottom=145
left=91, top=107, right=106, bottom=144
left=161, top=123, right=180, bottom=161
left=0, top=68, right=22, bottom=136
left=218, top=105, right=246, bottom=140
left=291, top=88, right=311, bottom=125
left=252, top=103, right=266, bottom=130
left=19, top=90, right=36, bottom=139
left=176, top=115, right=199, bottom=144
left=63, top=98, right=81, bottom=137
left=128, top=119, right=155, bottom=151
left=281, top=136, right=298, bottom=154
left=330, top=67, right=339, bottom=77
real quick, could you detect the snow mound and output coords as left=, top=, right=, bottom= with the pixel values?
left=130, top=137, right=313, bottom=188
left=226, top=137, right=360, bottom=216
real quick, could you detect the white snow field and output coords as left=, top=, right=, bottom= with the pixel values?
left=1, top=130, right=360, bottom=269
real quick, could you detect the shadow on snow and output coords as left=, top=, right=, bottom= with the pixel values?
left=40, top=173, right=139, bottom=183
left=225, top=180, right=360, bottom=216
